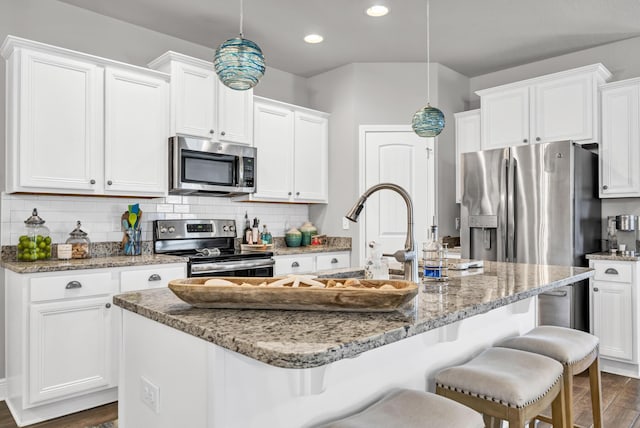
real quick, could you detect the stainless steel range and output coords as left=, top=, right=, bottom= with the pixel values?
left=153, top=219, right=274, bottom=277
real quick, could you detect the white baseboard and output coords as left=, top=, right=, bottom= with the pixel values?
left=0, top=378, right=6, bottom=401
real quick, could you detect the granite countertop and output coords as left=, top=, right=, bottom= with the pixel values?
left=1, top=254, right=188, bottom=273
left=113, top=261, right=593, bottom=369
left=586, top=252, right=640, bottom=262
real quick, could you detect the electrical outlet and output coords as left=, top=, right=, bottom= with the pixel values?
left=342, top=217, right=350, bottom=230
left=141, top=376, right=160, bottom=413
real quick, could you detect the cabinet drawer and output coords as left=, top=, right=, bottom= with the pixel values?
left=120, top=265, right=187, bottom=292
left=592, top=262, right=633, bottom=283
left=31, top=272, right=115, bottom=302
left=274, top=255, right=314, bottom=276
left=316, top=253, right=350, bottom=271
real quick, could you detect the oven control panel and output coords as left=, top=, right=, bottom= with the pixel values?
left=154, top=219, right=237, bottom=240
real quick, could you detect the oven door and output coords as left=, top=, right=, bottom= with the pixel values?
left=189, top=259, right=275, bottom=278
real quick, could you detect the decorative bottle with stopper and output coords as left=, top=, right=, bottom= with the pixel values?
left=243, top=212, right=252, bottom=244
left=422, top=222, right=447, bottom=280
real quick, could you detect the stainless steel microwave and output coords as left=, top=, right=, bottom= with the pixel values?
left=169, top=136, right=256, bottom=196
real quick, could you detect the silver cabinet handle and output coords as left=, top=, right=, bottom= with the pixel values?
left=605, top=268, right=619, bottom=275
left=331, top=258, right=338, bottom=264
left=65, top=280, right=82, bottom=289
left=541, top=290, right=567, bottom=297
left=90, top=179, right=96, bottom=184
left=594, top=287, right=599, bottom=292
left=148, top=274, right=162, bottom=281
left=209, top=129, right=215, bottom=134
left=221, top=131, right=226, bottom=136
left=603, top=185, right=609, bottom=190
left=107, top=180, right=112, bottom=185
left=536, top=137, right=541, bottom=142
left=523, top=139, right=528, bottom=143
left=105, top=303, right=111, bottom=309
left=291, top=261, right=300, bottom=268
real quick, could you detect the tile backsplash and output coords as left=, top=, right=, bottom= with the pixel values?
left=0, top=193, right=309, bottom=246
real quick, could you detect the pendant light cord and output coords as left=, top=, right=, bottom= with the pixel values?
left=426, top=0, right=431, bottom=104
left=239, top=0, right=244, bottom=38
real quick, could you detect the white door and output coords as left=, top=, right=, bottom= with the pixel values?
left=217, top=83, right=253, bottom=145
left=104, top=67, right=168, bottom=196
left=29, top=296, right=113, bottom=404
left=481, top=86, right=530, bottom=149
left=360, top=126, right=435, bottom=265
left=174, top=62, right=216, bottom=139
left=252, top=101, right=294, bottom=201
left=18, top=50, right=103, bottom=192
left=294, top=111, right=328, bottom=202
left=592, top=280, right=633, bottom=360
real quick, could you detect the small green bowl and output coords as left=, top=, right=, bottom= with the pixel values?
left=285, top=234, right=302, bottom=247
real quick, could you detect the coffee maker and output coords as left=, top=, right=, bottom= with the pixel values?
left=609, top=214, right=638, bottom=255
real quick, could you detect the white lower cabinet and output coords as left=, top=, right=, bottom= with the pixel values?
left=274, top=251, right=350, bottom=276
left=4, top=262, right=186, bottom=426
left=590, top=259, right=639, bottom=377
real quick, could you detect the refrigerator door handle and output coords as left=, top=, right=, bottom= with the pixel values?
left=507, top=156, right=517, bottom=262
left=498, top=156, right=509, bottom=262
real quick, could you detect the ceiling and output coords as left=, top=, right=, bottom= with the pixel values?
left=57, top=0, right=640, bottom=78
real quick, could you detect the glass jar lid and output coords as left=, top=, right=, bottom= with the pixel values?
left=24, top=208, right=46, bottom=225
left=69, top=221, right=88, bottom=238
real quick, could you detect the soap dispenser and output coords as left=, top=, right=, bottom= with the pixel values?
left=364, top=241, right=389, bottom=280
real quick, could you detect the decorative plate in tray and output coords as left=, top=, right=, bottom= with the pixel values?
left=168, top=276, right=418, bottom=312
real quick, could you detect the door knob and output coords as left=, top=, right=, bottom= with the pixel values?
left=603, top=185, right=608, bottom=190
left=105, top=303, right=111, bottom=308
left=90, top=179, right=96, bottom=184
left=221, top=131, right=226, bottom=136
left=209, top=129, right=215, bottom=134
left=523, top=139, right=528, bottom=143
left=536, top=137, right=541, bottom=142
left=593, top=287, right=599, bottom=292
left=288, top=191, right=292, bottom=196
left=107, top=180, right=112, bottom=185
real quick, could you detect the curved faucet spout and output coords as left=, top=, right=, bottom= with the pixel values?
left=345, top=183, right=418, bottom=283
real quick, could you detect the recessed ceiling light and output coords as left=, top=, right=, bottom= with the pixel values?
left=304, top=34, right=324, bottom=44
left=366, top=5, right=389, bottom=17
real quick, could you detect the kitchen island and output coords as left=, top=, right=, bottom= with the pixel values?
left=114, top=261, right=593, bottom=428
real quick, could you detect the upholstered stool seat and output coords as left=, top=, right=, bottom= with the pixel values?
left=317, top=388, right=484, bottom=428
left=436, top=347, right=566, bottom=427
left=496, top=325, right=603, bottom=428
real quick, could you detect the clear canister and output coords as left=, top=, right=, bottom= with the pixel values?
left=17, top=208, right=51, bottom=262
left=66, top=220, right=91, bottom=259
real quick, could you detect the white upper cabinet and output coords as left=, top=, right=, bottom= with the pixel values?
left=149, top=51, right=253, bottom=145
left=600, top=78, right=640, bottom=198
left=477, top=64, right=612, bottom=150
left=237, top=97, right=329, bottom=203
left=454, top=109, right=481, bottom=203
left=1, top=36, right=170, bottom=196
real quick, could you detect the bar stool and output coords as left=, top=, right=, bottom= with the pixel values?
left=496, top=325, right=603, bottom=428
left=316, top=388, right=484, bottom=428
left=435, top=347, right=566, bottom=427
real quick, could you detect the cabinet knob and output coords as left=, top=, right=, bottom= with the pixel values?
left=148, top=274, right=162, bottom=281
left=209, top=129, right=215, bottom=134
left=603, top=185, right=609, bottom=190
left=105, top=303, right=111, bottom=309
left=90, top=179, right=96, bottom=185
left=593, top=287, right=599, bottom=292
left=65, top=280, right=82, bottom=289
left=296, top=191, right=300, bottom=196
left=221, top=131, right=226, bottom=136
left=523, top=139, right=528, bottom=143
left=536, top=137, right=541, bottom=142
left=331, top=258, right=338, bottom=264
left=291, top=261, right=300, bottom=268
left=288, top=191, right=292, bottom=196
left=107, top=180, right=113, bottom=185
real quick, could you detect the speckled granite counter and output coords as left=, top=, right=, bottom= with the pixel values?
left=113, top=261, right=593, bottom=369
left=586, top=252, right=640, bottom=262
left=1, top=254, right=188, bottom=273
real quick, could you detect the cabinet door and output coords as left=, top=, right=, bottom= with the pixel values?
left=533, top=73, right=594, bottom=143
left=480, top=86, right=529, bottom=149
left=16, top=50, right=102, bottom=192
left=173, top=62, right=216, bottom=139
left=592, top=280, right=633, bottom=361
left=120, top=265, right=187, bottom=292
left=104, top=68, right=169, bottom=196
left=293, top=111, right=328, bottom=203
left=218, top=83, right=253, bottom=145
left=455, top=110, right=481, bottom=203
left=29, top=296, right=113, bottom=404
left=600, top=84, right=640, bottom=197
left=252, top=101, right=294, bottom=201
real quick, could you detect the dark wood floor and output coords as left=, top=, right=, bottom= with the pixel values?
left=0, top=401, right=117, bottom=428
left=0, top=371, right=639, bottom=427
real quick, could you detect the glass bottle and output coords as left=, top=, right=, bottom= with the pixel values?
left=66, top=220, right=91, bottom=259
left=260, top=225, right=272, bottom=245
left=243, top=212, right=252, bottom=244
left=17, top=208, right=51, bottom=262
left=364, top=241, right=389, bottom=280
left=422, top=224, right=445, bottom=279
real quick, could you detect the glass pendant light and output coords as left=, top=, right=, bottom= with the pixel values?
left=412, top=0, right=445, bottom=137
left=214, top=0, right=265, bottom=90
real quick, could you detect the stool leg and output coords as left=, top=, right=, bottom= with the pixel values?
left=563, top=367, right=573, bottom=428
left=589, top=357, right=603, bottom=428
left=551, top=380, right=566, bottom=428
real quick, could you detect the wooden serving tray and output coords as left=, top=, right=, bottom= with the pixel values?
left=168, top=276, right=418, bottom=312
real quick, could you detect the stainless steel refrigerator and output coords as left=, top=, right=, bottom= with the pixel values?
left=460, top=140, right=601, bottom=331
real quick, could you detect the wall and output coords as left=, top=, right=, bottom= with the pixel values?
left=468, top=36, right=640, bottom=242
left=308, top=62, right=470, bottom=264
